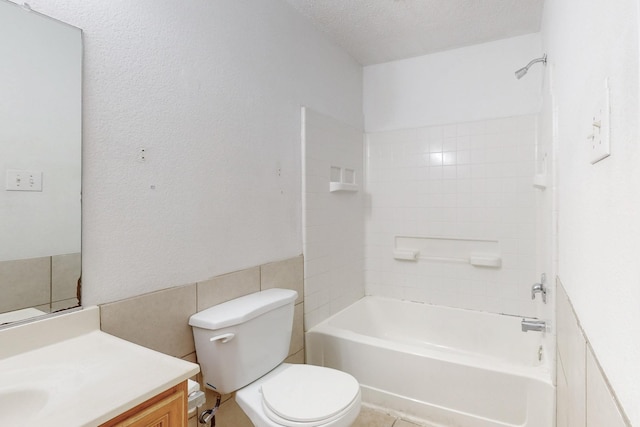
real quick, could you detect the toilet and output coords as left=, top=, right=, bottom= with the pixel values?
left=189, top=288, right=361, bottom=427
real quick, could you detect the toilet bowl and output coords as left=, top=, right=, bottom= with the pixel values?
left=236, top=364, right=361, bottom=427
left=189, top=288, right=361, bottom=427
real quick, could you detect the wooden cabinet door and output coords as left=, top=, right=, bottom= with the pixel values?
left=101, top=382, right=187, bottom=427
left=115, top=390, right=184, bottom=427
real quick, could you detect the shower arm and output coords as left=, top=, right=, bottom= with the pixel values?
left=523, top=54, right=547, bottom=70
left=515, top=54, right=548, bottom=79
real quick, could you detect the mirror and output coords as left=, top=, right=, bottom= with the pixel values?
left=0, top=0, right=82, bottom=325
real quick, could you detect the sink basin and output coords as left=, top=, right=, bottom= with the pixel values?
left=0, top=388, right=49, bottom=424
left=0, top=307, right=200, bottom=426
left=0, top=365, right=85, bottom=423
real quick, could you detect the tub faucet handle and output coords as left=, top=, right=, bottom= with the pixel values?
left=531, top=273, right=547, bottom=303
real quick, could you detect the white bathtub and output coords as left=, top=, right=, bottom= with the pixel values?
left=306, top=296, right=554, bottom=427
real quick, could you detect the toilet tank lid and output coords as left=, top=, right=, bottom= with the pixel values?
left=189, top=288, right=297, bottom=330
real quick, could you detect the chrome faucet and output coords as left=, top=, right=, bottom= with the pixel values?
left=531, top=273, right=547, bottom=303
left=521, top=318, right=546, bottom=333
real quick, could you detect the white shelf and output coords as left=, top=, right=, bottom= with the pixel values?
left=469, top=255, right=502, bottom=268
left=393, top=249, right=418, bottom=261
left=329, top=182, right=358, bottom=192
left=533, top=173, right=547, bottom=190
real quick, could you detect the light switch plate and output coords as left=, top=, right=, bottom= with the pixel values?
left=5, top=170, right=43, bottom=191
left=589, top=79, right=610, bottom=164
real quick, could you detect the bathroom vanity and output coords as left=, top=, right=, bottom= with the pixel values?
left=100, top=382, right=188, bottom=427
left=0, top=307, right=199, bottom=426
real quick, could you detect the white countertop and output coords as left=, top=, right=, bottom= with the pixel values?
left=0, top=306, right=200, bottom=426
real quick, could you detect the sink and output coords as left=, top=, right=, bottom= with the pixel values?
left=0, top=365, right=85, bottom=423
left=0, top=307, right=200, bottom=426
left=0, top=388, right=49, bottom=424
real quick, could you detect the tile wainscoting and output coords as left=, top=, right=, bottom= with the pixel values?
left=0, top=253, right=81, bottom=314
left=99, top=255, right=304, bottom=427
left=556, top=279, right=630, bottom=426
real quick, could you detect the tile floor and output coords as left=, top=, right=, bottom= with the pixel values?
left=352, top=405, right=438, bottom=427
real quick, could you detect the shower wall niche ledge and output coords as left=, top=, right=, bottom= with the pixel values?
left=329, top=182, right=358, bottom=192
left=393, top=236, right=501, bottom=267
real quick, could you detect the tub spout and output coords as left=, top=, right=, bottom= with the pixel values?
left=521, top=319, right=546, bottom=333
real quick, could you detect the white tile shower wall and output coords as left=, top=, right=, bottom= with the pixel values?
left=302, top=108, right=365, bottom=329
left=535, top=68, right=557, bottom=379
left=365, top=115, right=538, bottom=317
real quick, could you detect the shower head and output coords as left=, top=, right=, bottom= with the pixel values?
left=515, top=54, right=547, bottom=79
left=515, top=67, right=529, bottom=79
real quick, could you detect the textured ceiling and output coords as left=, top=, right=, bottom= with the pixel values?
left=283, top=0, right=545, bottom=65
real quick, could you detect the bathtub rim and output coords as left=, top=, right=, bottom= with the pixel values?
left=305, top=295, right=554, bottom=385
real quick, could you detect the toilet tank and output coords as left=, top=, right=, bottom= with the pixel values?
left=189, top=288, right=297, bottom=394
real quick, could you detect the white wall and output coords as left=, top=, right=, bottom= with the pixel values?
left=363, top=34, right=543, bottom=132
left=17, top=0, right=363, bottom=305
left=302, top=108, right=365, bottom=328
left=541, top=0, right=640, bottom=423
left=0, top=2, right=81, bottom=261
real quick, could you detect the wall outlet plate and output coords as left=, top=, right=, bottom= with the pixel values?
left=589, top=79, right=610, bottom=164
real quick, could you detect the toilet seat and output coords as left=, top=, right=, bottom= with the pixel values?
left=260, top=364, right=360, bottom=427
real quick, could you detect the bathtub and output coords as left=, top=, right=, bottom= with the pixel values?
left=305, top=296, right=554, bottom=427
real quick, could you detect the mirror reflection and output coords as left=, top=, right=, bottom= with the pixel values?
left=0, top=0, right=82, bottom=325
